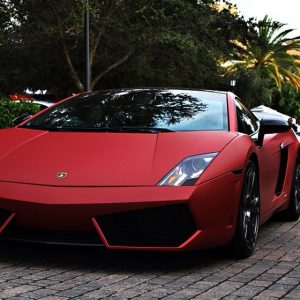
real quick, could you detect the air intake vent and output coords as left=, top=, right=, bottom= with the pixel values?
left=0, top=208, right=15, bottom=233
left=95, top=203, right=196, bottom=247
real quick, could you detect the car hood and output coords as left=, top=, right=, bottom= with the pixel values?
left=0, top=128, right=238, bottom=186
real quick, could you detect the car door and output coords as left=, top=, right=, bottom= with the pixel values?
left=235, top=100, right=284, bottom=215
left=257, top=131, right=289, bottom=215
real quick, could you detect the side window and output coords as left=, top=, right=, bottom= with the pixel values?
left=235, top=99, right=259, bottom=135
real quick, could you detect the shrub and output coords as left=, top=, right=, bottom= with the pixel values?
left=0, top=98, right=40, bottom=128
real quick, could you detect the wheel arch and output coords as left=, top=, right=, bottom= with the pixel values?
left=231, top=152, right=260, bottom=228
left=231, top=157, right=261, bottom=258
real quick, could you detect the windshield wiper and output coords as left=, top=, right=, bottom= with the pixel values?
left=19, top=125, right=62, bottom=131
left=21, top=126, right=174, bottom=133
left=119, top=127, right=174, bottom=133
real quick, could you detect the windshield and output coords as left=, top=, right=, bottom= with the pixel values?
left=22, top=89, right=229, bottom=132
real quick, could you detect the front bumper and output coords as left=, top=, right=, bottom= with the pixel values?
left=0, top=172, right=241, bottom=250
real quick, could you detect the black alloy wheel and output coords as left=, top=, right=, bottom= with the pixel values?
left=232, top=160, right=260, bottom=258
left=283, top=157, right=300, bottom=221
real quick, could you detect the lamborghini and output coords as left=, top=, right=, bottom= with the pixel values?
left=0, top=88, right=299, bottom=258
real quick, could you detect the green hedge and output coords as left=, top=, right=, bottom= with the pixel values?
left=0, top=98, right=40, bottom=128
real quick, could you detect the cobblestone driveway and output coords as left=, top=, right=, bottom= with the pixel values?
left=0, top=217, right=299, bottom=300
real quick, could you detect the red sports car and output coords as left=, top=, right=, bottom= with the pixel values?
left=0, top=89, right=299, bottom=258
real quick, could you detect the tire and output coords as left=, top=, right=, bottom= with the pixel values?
left=232, top=160, right=260, bottom=258
left=282, top=157, right=300, bottom=221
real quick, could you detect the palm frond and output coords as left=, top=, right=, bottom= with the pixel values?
left=223, top=15, right=300, bottom=90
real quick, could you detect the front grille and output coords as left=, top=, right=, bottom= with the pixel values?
left=96, top=203, right=196, bottom=247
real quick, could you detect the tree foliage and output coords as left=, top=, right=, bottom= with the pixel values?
left=272, top=85, right=300, bottom=118
left=0, top=0, right=247, bottom=97
left=0, top=98, right=40, bottom=128
left=226, top=16, right=300, bottom=89
left=224, top=15, right=300, bottom=111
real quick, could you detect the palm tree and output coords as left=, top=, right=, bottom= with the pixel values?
left=226, top=16, right=300, bottom=90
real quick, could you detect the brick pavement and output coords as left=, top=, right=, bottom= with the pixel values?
left=0, top=217, right=299, bottom=300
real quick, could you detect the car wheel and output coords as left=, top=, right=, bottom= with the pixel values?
left=282, top=157, right=300, bottom=221
left=232, top=160, right=260, bottom=258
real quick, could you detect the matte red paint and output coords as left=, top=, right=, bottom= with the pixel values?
left=0, top=91, right=299, bottom=251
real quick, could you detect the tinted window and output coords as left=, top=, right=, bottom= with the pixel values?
left=23, top=89, right=229, bottom=132
left=235, top=99, right=259, bottom=134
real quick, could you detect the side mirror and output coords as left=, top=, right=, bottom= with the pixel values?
left=257, top=117, right=290, bottom=147
left=13, top=114, right=32, bottom=126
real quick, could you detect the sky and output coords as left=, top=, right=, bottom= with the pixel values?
left=229, top=0, right=300, bottom=38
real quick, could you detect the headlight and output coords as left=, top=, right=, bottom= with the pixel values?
left=157, top=153, right=218, bottom=186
